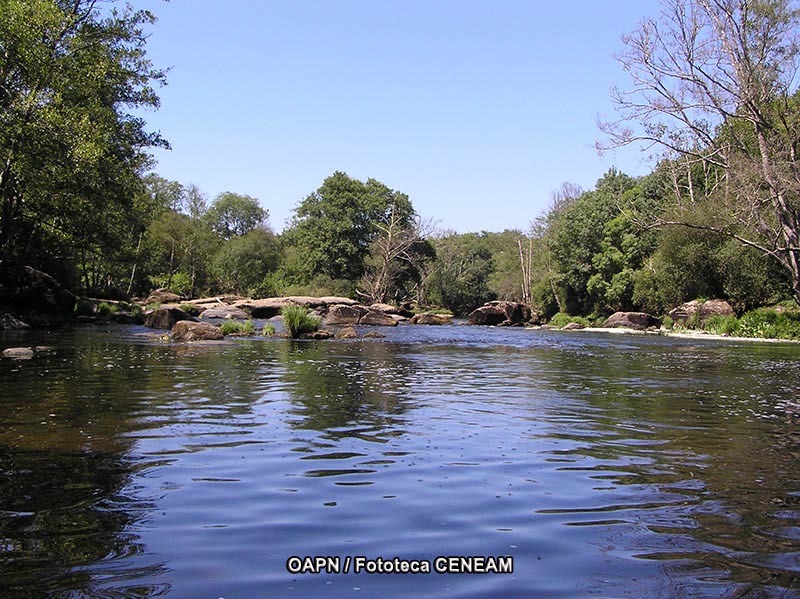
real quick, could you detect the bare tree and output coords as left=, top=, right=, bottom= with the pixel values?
left=599, top=0, right=800, bottom=302
left=358, top=203, right=434, bottom=304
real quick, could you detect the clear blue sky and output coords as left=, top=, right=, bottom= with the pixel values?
left=130, top=0, right=662, bottom=233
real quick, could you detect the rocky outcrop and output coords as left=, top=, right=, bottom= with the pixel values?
left=409, top=313, right=452, bottom=325
left=144, top=307, right=195, bottom=329
left=234, top=296, right=358, bottom=319
left=562, top=322, right=585, bottom=330
left=322, top=304, right=398, bottom=326
left=171, top=321, right=224, bottom=342
left=603, top=311, right=661, bottom=330
left=468, top=301, right=531, bottom=326
left=0, top=261, right=76, bottom=328
left=669, top=299, right=734, bottom=326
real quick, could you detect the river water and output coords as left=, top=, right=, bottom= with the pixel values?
left=1, top=323, right=799, bottom=598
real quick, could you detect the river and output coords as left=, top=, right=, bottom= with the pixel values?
left=1, top=323, right=799, bottom=598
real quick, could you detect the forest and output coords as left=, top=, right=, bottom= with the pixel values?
left=1, top=0, right=799, bottom=335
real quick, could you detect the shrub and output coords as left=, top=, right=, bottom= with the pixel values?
left=549, top=313, right=590, bottom=328
left=736, top=309, right=800, bottom=340
left=282, top=305, right=320, bottom=339
left=661, top=315, right=674, bottom=330
left=96, top=301, right=119, bottom=316
left=220, top=320, right=256, bottom=336
left=262, top=323, right=276, bottom=336
left=703, top=314, right=738, bottom=336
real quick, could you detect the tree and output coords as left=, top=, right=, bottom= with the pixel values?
left=0, top=0, right=166, bottom=279
left=205, top=192, right=268, bottom=240
left=211, top=227, right=280, bottom=294
left=285, top=171, right=416, bottom=286
left=601, top=0, right=800, bottom=303
left=427, top=232, right=496, bottom=315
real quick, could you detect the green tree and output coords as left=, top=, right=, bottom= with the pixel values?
left=285, top=171, right=415, bottom=286
left=205, top=192, right=268, bottom=240
left=211, top=227, right=280, bottom=294
left=426, top=231, right=496, bottom=315
left=0, top=0, right=166, bottom=282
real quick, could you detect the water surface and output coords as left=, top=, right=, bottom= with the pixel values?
left=1, top=324, right=799, bottom=598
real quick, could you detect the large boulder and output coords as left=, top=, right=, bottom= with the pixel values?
left=409, top=313, right=452, bottom=325
left=468, top=301, right=531, bottom=326
left=603, top=311, right=661, bottom=330
left=144, top=307, right=195, bottom=329
left=144, top=288, right=181, bottom=305
left=171, top=321, right=224, bottom=342
left=322, top=304, right=398, bottom=326
left=0, top=262, right=76, bottom=328
left=669, top=299, right=734, bottom=326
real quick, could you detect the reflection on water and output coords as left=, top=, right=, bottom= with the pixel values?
left=1, top=325, right=799, bottom=598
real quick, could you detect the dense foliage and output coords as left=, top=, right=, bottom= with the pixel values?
left=2, top=0, right=797, bottom=328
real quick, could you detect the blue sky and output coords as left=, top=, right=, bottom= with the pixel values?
left=130, top=0, right=663, bottom=233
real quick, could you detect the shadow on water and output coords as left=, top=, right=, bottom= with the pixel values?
left=0, top=330, right=171, bottom=599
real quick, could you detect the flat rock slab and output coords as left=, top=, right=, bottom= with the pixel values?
left=2, top=347, right=35, bottom=360
left=410, top=313, right=452, bottom=325
left=199, top=305, right=250, bottom=320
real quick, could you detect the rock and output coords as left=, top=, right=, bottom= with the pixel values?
left=410, top=313, right=452, bottom=325
left=562, top=322, right=585, bottom=330
left=669, top=299, right=734, bottom=326
left=336, top=327, right=359, bottom=339
left=323, top=304, right=398, bottom=326
left=603, top=311, right=661, bottom=330
left=2, top=347, right=34, bottom=360
left=468, top=301, right=531, bottom=326
left=198, top=305, right=250, bottom=320
left=359, top=310, right=398, bottom=326
left=110, top=311, right=144, bottom=325
left=364, top=331, right=385, bottom=338
left=303, top=330, right=333, bottom=340
left=144, top=288, right=181, bottom=305
left=144, top=307, right=195, bottom=329
left=318, top=296, right=358, bottom=306
left=0, top=313, right=30, bottom=330
left=171, top=321, right=224, bottom=342
left=0, top=261, right=76, bottom=328
left=323, top=304, right=365, bottom=325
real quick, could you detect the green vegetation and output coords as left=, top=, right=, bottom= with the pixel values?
left=261, top=323, right=276, bottom=336
left=2, top=0, right=798, bottom=343
left=220, top=320, right=256, bottom=336
left=549, top=313, right=591, bottom=328
left=281, top=306, right=320, bottom=339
